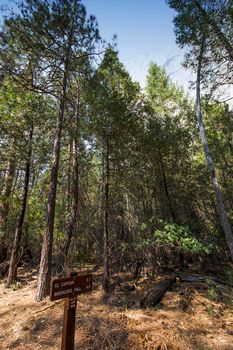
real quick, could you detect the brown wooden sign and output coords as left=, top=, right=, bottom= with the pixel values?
left=50, top=272, right=92, bottom=350
left=50, top=274, right=92, bottom=301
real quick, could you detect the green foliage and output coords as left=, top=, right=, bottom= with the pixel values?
left=228, top=295, right=233, bottom=313
left=87, top=48, right=140, bottom=148
left=167, top=0, right=233, bottom=90
left=10, top=282, right=18, bottom=291
left=220, top=267, right=233, bottom=286
left=146, top=62, right=185, bottom=116
left=138, top=218, right=212, bottom=255
left=0, top=0, right=232, bottom=284
left=206, top=305, right=214, bottom=317
left=0, top=0, right=100, bottom=93
left=207, top=285, right=218, bottom=302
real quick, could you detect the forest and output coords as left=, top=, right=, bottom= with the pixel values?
left=0, top=1, right=232, bottom=349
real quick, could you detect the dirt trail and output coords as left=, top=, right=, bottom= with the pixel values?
left=0, top=268, right=233, bottom=349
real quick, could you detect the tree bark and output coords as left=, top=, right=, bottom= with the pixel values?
left=55, top=89, right=80, bottom=276
left=100, top=151, right=104, bottom=209
left=102, top=137, right=110, bottom=292
left=36, top=51, right=70, bottom=301
left=140, top=278, right=175, bottom=308
left=36, top=96, right=67, bottom=300
left=6, top=125, right=33, bottom=286
left=0, top=157, right=15, bottom=262
left=0, top=159, right=15, bottom=239
left=158, top=150, right=176, bottom=222
left=196, top=38, right=233, bottom=261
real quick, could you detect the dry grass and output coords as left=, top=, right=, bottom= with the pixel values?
left=0, top=267, right=232, bottom=349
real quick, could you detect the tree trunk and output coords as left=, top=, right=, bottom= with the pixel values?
left=133, top=260, right=143, bottom=280
left=100, top=151, right=104, bottom=210
left=56, top=139, right=78, bottom=276
left=0, top=159, right=15, bottom=241
left=102, top=137, right=110, bottom=292
left=55, top=90, right=80, bottom=276
left=158, top=150, right=176, bottom=222
left=140, top=278, right=175, bottom=308
left=36, top=70, right=69, bottom=301
left=6, top=126, right=33, bottom=286
left=196, top=39, right=233, bottom=261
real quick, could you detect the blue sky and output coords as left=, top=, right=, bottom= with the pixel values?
left=0, top=0, right=193, bottom=90
left=1, top=0, right=177, bottom=54
left=84, top=0, right=176, bottom=59
left=83, top=1, right=187, bottom=87
left=83, top=1, right=193, bottom=90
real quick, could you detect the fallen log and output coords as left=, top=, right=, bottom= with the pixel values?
left=140, top=278, right=175, bottom=308
left=176, top=273, right=233, bottom=288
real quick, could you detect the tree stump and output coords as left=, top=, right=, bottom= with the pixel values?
left=140, top=278, right=175, bottom=308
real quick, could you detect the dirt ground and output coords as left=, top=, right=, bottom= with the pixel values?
left=0, top=267, right=233, bottom=350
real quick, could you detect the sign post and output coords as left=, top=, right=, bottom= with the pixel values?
left=50, top=272, right=92, bottom=350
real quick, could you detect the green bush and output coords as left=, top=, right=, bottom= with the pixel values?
left=137, top=218, right=212, bottom=255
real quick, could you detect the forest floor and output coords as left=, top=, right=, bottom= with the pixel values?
left=0, top=265, right=233, bottom=350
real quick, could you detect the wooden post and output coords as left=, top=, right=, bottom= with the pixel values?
left=50, top=272, right=92, bottom=349
left=61, top=272, right=78, bottom=350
